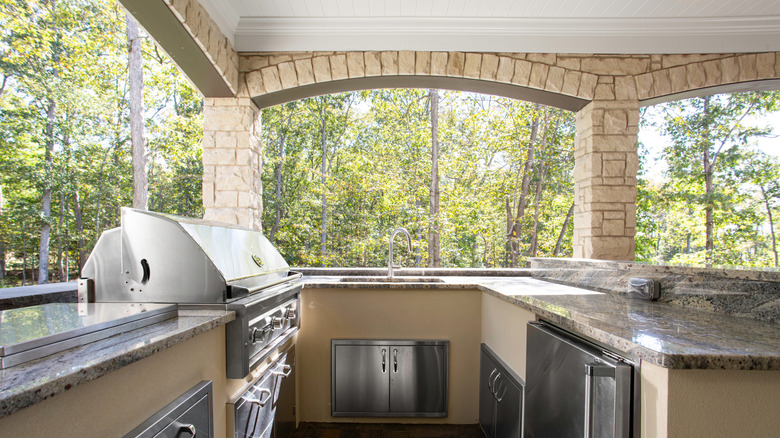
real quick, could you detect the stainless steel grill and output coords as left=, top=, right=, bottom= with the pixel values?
left=80, top=207, right=302, bottom=379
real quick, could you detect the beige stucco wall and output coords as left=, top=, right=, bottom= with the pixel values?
left=640, top=359, right=780, bottom=438
left=480, top=292, right=536, bottom=380
left=296, top=287, right=482, bottom=424
left=0, top=327, right=228, bottom=438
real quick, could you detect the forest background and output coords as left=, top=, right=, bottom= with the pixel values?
left=1, top=0, right=779, bottom=287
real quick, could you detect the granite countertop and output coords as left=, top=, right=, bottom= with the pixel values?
left=0, top=309, right=234, bottom=419
left=302, top=274, right=780, bottom=371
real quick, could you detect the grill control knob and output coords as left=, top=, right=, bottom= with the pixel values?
left=284, top=307, right=296, bottom=320
left=250, top=326, right=269, bottom=344
left=271, top=316, right=284, bottom=330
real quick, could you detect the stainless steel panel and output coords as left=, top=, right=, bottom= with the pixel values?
left=480, top=344, right=524, bottom=438
left=389, top=345, right=447, bottom=415
left=82, top=208, right=293, bottom=304
left=331, top=340, right=448, bottom=417
left=271, top=347, right=296, bottom=438
left=525, top=322, right=635, bottom=438
left=124, top=381, right=213, bottom=438
left=332, top=344, right=390, bottom=415
left=235, top=373, right=276, bottom=438
left=0, top=303, right=177, bottom=369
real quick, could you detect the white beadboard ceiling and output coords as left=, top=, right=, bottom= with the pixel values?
left=198, top=0, right=780, bottom=53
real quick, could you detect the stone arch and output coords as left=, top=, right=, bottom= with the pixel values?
left=238, top=52, right=599, bottom=111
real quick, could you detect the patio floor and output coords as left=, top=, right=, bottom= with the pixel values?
left=289, top=422, right=485, bottom=437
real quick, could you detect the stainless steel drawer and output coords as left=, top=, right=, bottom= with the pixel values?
left=124, top=381, right=213, bottom=438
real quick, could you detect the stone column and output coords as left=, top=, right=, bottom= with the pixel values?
left=572, top=97, right=640, bottom=260
left=202, top=97, right=263, bottom=229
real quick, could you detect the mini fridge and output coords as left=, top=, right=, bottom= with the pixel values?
left=524, top=321, right=639, bottom=438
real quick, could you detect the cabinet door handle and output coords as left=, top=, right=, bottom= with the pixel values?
left=175, top=422, right=196, bottom=437
left=488, top=368, right=498, bottom=393
left=393, top=349, right=398, bottom=373
left=243, top=387, right=272, bottom=407
left=381, top=349, right=386, bottom=373
left=274, top=364, right=292, bottom=378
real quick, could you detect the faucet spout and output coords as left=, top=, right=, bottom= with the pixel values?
left=388, top=227, right=413, bottom=279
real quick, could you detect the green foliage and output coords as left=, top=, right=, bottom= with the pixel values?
left=637, top=91, right=780, bottom=267
left=261, top=90, right=576, bottom=268
left=0, top=0, right=203, bottom=286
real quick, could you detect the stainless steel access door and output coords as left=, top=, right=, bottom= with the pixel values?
left=389, top=345, right=447, bottom=414
left=333, top=344, right=390, bottom=414
left=524, top=322, right=634, bottom=438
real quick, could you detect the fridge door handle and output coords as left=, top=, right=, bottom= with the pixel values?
left=584, top=362, right=632, bottom=438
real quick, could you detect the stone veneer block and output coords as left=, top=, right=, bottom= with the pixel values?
left=398, top=51, right=415, bottom=75
left=295, top=59, right=315, bottom=86
left=702, top=59, right=722, bottom=86
left=604, top=110, right=628, bottom=134
left=581, top=57, right=649, bottom=75
left=496, top=57, right=514, bottom=83
left=480, top=54, right=499, bottom=80
left=738, top=54, right=758, bottom=81
left=528, top=63, right=549, bottom=89
left=776, top=53, right=780, bottom=77
left=651, top=70, right=672, bottom=96
left=614, top=76, right=637, bottom=100
left=669, top=66, right=687, bottom=93
left=562, top=71, right=581, bottom=96
left=346, top=52, right=365, bottom=78
left=381, top=51, right=399, bottom=75
left=364, top=52, right=381, bottom=77
left=245, top=70, right=265, bottom=96
left=330, top=54, right=348, bottom=80
left=260, top=67, right=282, bottom=93
left=464, top=53, right=482, bottom=78
left=527, top=53, right=556, bottom=65
left=512, top=59, right=532, bottom=86
left=721, top=57, right=740, bottom=82
left=447, top=52, right=465, bottom=76
left=431, top=52, right=448, bottom=76
left=240, top=56, right=269, bottom=73
left=756, top=53, right=775, bottom=79
left=545, top=66, right=565, bottom=93
left=312, top=56, right=332, bottom=82
left=686, top=63, right=706, bottom=88
left=415, top=51, right=431, bottom=75
left=556, top=56, right=581, bottom=70
left=603, top=159, right=627, bottom=177
left=277, top=62, right=298, bottom=89
left=579, top=73, right=598, bottom=99
left=594, top=83, right=615, bottom=100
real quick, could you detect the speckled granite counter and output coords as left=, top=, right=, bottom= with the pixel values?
left=302, top=275, right=780, bottom=371
left=0, top=309, right=234, bottom=419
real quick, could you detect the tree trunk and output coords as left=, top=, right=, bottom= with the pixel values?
left=760, top=185, right=778, bottom=267
left=529, top=109, right=552, bottom=257
left=72, top=190, right=86, bottom=272
left=57, top=192, right=65, bottom=281
left=507, top=104, right=540, bottom=267
left=270, top=133, right=285, bottom=244
left=126, top=13, right=148, bottom=210
left=0, top=241, right=5, bottom=280
left=428, top=89, right=440, bottom=267
left=320, top=106, right=328, bottom=264
left=39, top=98, right=56, bottom=284
left=553, top=202, right=574, bottom=256
left=702, top=96, right=714, bottom=266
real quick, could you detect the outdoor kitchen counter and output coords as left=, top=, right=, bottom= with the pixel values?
left=0, top=308, right=234, bottom=419
left=301, top=275, right=780, bottom=371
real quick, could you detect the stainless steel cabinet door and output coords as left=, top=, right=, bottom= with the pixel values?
left=480, top=344, right=524, bottom=438
left=333, top=344, right=390, bottom=414
left=272, top=347, right=296, bottom=438
left=389, top=345, right=447, bottom=414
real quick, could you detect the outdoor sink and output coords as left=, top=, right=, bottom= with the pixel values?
left=339, top=276, right=444, bottom=283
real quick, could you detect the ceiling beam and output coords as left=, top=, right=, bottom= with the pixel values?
left=118, top=0, right=234, bottom=97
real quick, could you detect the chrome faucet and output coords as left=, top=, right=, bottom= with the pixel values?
left=388, top=227, right=412, bottom=279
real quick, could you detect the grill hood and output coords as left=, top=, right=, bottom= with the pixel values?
left=81, top=208, right=294, bottom=304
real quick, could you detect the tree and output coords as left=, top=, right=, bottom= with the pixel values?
left=126, top=13, right=147, bottom=210
left=428, top=89, right=440, bottom=267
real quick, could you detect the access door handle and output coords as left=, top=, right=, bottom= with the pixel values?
left=381, top=349, right=386, bottom=373
left=584, top=362, right=632, bottom=438
left=393, top=349, right=398, bottom=373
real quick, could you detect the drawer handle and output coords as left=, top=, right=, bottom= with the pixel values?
left=177, top=423, right=196, bottom=437
left=274, top=364, right=292, bottom=378
left=393, top=349, right=398, bottom=373
left=243, top=388, right=272, bottom=407
left=381, top=349, right=386, bottom=373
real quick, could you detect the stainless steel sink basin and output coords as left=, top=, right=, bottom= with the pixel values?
left=339, top=276, right=444, bottom=283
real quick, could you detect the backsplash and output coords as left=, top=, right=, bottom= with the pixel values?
left=528, top=258, right=780, bottom=324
